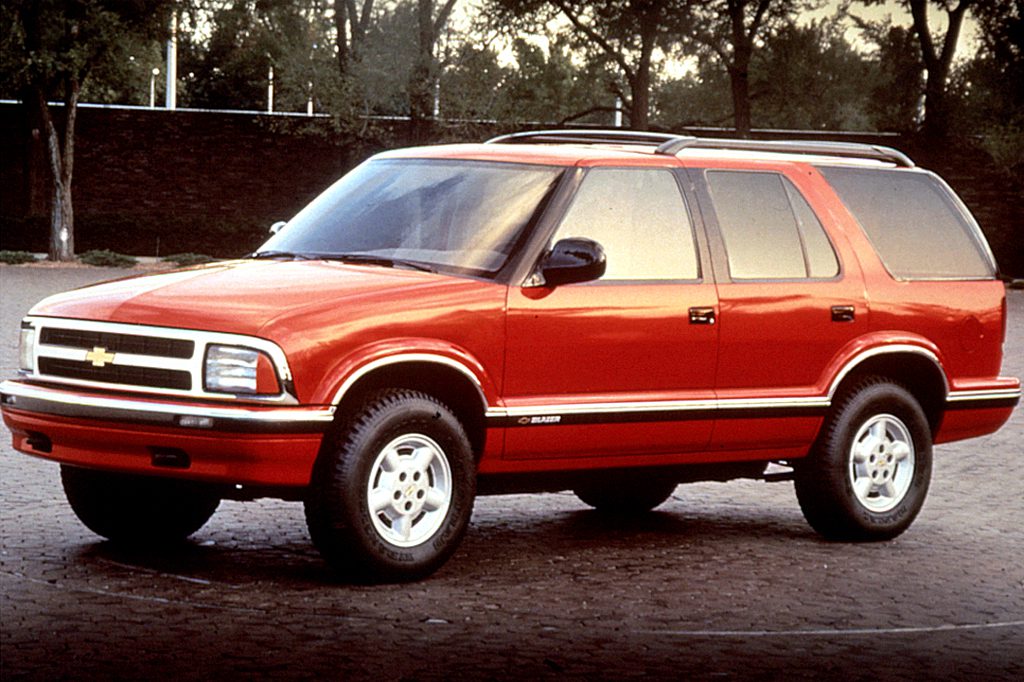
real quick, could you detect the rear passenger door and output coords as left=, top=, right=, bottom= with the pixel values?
left=689, top=167, right=868, bottom=453
left=502, top=166, right=719, bottom=461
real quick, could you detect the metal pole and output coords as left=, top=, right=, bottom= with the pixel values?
left=165, top=12, right=178, bottom=109
left=150, top=68, right=159, bottom=108
left=268, top=65, right=274, bottom=113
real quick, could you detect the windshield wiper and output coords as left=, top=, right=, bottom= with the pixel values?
left=323, top=253, right=436, bottom=273
left=250, top=250, right=315, bottom=260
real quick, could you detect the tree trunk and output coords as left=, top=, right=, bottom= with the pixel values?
left=49, top=172, right=74, bottom=260
left=729, top=64, right=752, bottom=137
left=408, top=0, right=455, bottom=143
left=334, top=0, right=349, bottom=76
left=408, top=0, right=435, bottom=142
left=35, top=83, right=77, bottom=261
left=629, top=78, right=649, bottom=130
left=728, top=10, right=754, bottom=139
left=629, top=21, right=656, bottom=130
left=922, top=74, right=950, bottom=140
left=909, top=0, right=971, bottom=140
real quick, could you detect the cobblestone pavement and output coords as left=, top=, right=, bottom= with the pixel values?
left=1, top=266, right=1022, bottom=681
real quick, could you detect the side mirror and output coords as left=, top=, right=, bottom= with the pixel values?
left=537, top=238, right=606, bottom=287
left=269, top=221, right=288, bottom=235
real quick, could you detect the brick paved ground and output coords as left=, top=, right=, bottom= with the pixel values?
left=1, top=266, right=1021, bottom=680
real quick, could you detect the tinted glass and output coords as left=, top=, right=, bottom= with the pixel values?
left=819, top=167, right=994, bottom=279
left=553, top=169, right=699, bottom=280
left=259, top=159, right=563, bottom=277
left=784, top=180, right=839, bottom=278
left=707, top=171, right=813, bottom=279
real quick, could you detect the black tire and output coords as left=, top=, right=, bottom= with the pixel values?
left=794, top=377, right=932, bottom=541
left=61, top=466, right=220, bottom=544
left=574, top=474, right=677, bottom=514
left=304, top=389, right=476, bottom=583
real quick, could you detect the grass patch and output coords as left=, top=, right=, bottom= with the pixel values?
left=0, top=250, right=38, bottom=265
left=161, top=252, right=217, bottom=266
left=79, top=250, right=139, bottom=268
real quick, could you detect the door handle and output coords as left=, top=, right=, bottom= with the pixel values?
left=831, top=305, right=855, bottom=323
left=689, top=307, right=716, bottom=325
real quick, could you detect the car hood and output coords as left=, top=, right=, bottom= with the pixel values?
left=30, top=259, right=500, bottom=338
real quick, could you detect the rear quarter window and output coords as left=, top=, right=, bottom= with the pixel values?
left=705, top=170, right=839, bottom=280
left=818, top=167, right=996, bottom=280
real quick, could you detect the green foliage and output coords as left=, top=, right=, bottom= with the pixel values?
left=179, top=1, right=291, bottom=110
left=0, top=0, right=174, bottom=100
left=0, top=250, right=38, bottom=265
left=79, top=249, right=138, bottom=267
left=752, top=20, right=874, bottom=131
left=79, top=34, right=165, bottom=106
left=161, top=252, right=216, bottom=266
left=653, top=66, right=733, bottom=129
left=858, top=24, right=924, bottom=132
left=349, top=3, right=418, bottom=116
left=964, top=1, right=1023, bottom=177
left=485, top=0, right=697, bottom=128
left=979, top=126, right=1024, bottom=180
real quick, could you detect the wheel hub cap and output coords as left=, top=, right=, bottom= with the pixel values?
left=367, top=434, right=452, bottom=548
left=849, top=414, right=915, bottom=513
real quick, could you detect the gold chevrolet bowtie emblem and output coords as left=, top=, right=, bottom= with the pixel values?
left=85, top=346, right=115, bottom=367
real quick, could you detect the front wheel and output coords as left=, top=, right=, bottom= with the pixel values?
left=61, top=466, right=220, bottom=544
left=304, top=390, right=476, bottom=583
left=794, top=378, right=932, bottom=541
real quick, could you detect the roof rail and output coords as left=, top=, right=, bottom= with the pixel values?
left=485, top=128, right=914, bottom=168
left=656, top=137, right=915, bottom=167
left=486, top=129, right=688, bottom=148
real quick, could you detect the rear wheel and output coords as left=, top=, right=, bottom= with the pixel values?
left=61, top=466, right=220, bottom=544
left=794, top=378, right=932, bottom=541
left=304, top=390, right=475, bottom=583
left=574, top=474, right=677, bottom=514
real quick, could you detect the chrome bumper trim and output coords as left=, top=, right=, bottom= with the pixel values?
left=946, top=388, right=1022, bottom=402
left=0, top=381, right=334, bottom=433
left=946, top=387, right=1021, bottom=410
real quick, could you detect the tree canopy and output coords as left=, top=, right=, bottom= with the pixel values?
left=5, top=0, right=1017, bottom=138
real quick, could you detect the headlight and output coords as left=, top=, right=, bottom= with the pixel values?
left=204, top=345, right=279, bottom=395
left=19, top=321, right=35, bottom=372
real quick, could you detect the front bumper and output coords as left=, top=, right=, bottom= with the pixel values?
left=1, top=380, right=333, bottom=487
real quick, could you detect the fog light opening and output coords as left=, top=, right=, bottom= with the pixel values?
left=149, top=447, right=191, bottom=469
left=25, top=431, right=52, bottom=454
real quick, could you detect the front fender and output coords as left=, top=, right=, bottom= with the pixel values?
left=311, top=338, right=502, bottom=411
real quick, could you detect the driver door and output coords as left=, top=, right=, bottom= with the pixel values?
left=502, top=167, right=719, bottom=461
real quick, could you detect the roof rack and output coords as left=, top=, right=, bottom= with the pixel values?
left=656, top=137, right=915, bottom=167
left=485, top=129, right=915, bottom=168
left=486, top=129, right=681, bottom=148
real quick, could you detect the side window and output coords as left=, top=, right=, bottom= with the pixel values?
left=784, top=180, right=841, bottom=278
left=706, top=170, right=839, bottom=280
left=818, top=166, right=995, bottom=280
left=552, top=168, right=700, bottom=280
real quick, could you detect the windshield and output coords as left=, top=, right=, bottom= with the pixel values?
left=257, top=158, right=564, bottom=278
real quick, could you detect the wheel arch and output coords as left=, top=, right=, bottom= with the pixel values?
left=827, top=347, right=948, bottom=436
left=329, top=356, right=490, bottom=459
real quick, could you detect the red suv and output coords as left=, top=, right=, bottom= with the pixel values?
left=3, top=130, right=1019, bottom=582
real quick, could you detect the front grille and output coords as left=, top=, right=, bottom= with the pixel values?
left=26, top=317, right=291, bottom=402
left=38, top=358, right=192, bottom=390
left=39, top=328, right=194, bottom=359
